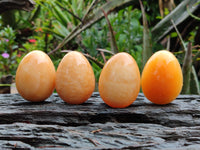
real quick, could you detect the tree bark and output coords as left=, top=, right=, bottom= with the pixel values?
left=0, top=0, right=35, bottom=14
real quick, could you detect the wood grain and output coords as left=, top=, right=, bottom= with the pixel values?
left=0, top=92, right=199, bottom=149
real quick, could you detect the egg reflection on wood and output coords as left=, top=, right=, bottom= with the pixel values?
left=99, top=52, right=141, bottom=108
left=56, top=51, right=95, bottom=104
left=16, top=50, right=56, bottom=102
left=141, top=50, right=183, bottom=105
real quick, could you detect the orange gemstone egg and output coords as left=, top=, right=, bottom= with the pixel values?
left=141, top=50, right=183, bottom=105
left=98, top=52, right=140, bottom=108
left=56, top=51, right=95, bottom=104
left=16, top=50, right=56, bottom=102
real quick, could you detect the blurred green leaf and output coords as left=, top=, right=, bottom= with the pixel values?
left=190, top=66, right=200, bottom=94
left=101, top=9, right=118, bottom=54
left=170, top=32, right=178, bottom=38
left=139, top=0, right=152, bottom=69
left=152, top=0, right=199, bottom=42
left=182, top=42, right=192, bottom=94
left=52, top=3, right=69, bottom=27
left=48, top=0, right=133, bottom=55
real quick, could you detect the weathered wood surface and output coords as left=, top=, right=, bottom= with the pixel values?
left=0, top=92, right=200, bottom=149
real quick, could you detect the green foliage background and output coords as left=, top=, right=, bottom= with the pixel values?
left=0, top=0, right=199, bottom=94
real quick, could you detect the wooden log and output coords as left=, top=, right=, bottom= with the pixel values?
left=0, top=93, right=199, bottom=127
left=0, top=0, right=35, bottom=14
left=0, top=92, right=199, bottom=149
left=1, top=122, right=200, bottom=149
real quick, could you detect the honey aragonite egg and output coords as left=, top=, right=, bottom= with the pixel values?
left=141, top=50, right=183, bottom=105
left=98, top=52, right=141, bottom=108
left=16, top=50, right=56, bottom=102
left=55, top=51, right=95, bottom=104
